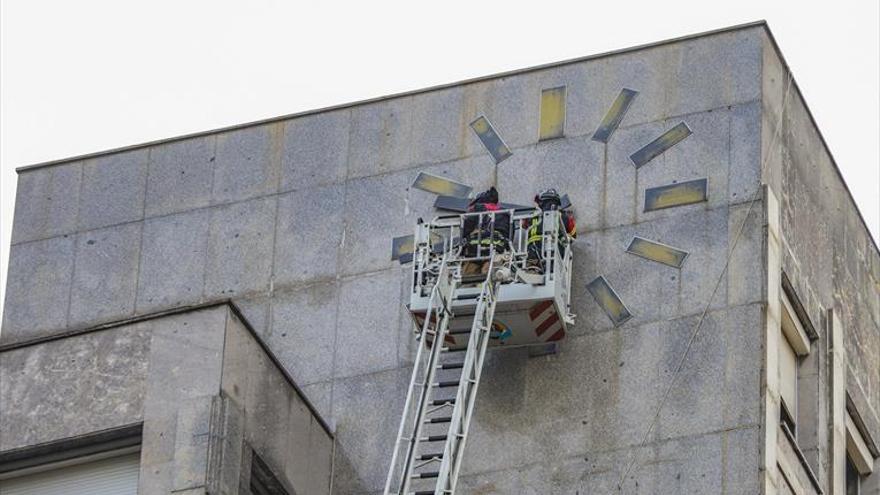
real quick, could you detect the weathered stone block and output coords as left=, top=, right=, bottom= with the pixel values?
left=171, top=395, right=214, bottom=490
left=11, top=162, right=82, bottom=244
left=145, top=136, right=216, bottom=217
left=666, top=28, right=762, bottom=117
left=274, top=184, right=344, bottom=287
left=340, top=171, right=410, bottom=276
left=269, top=283, right=339, bottom=386
left=136, top=209, right=210, bottom=313
left=347, top=98, right=414, bottom=180
left=0, top=324, right=151, bottom=450
left=204, top=196, right=276, bottom=299
left=729, top=101, right=762, bottom=204
left=211, top=124, right=281, bottom=204
left=722, top=304, right=764, bottom=430
left=334, top=270, right=400, bottom=379
left=331, top=367, right=409, bottom=493
left=727, top=200, right=765, bottom=307
left=281, top=110, right=350, bottom=192
left=410, top=87, right=467, bottom=165
left=69, top=222, right=142, bottom=328
left=654, top=308, right=725, bottom=431
left=78, top=149, right=149, bottom=231
left=1, top=236, right=75, bottom=343
left=142, top=308, right=227, bottom=414
left=483, top=74, right=539, bottom=150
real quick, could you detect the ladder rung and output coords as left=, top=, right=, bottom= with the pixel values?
left=431, top=398, right=456, bottom=406
left=425, top=416, right=452, bottom=424
left=454, top=292, right=480, bottom=300
left=440, top=362, right=464, bottom=370
left=412, top=471, right=439, bottom=479
left=422, top=434, right=447, bottom=442
left=434, top=380, right=459, bottom=388
left=419, top=452, right=444, bottom=460
left=413, top=491, right=435, bottom=495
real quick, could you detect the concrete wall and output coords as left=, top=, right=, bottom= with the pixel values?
left=762, top=31, right=880, bottom=493
left=7, top=22, right=865, bottom=494
left=0, top=305, right=332, bottom=494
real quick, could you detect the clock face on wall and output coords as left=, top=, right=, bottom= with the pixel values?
left=391, top=85, right=705, bottom=327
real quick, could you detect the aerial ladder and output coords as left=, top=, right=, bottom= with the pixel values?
left=384, top=208, right=576, bottom=495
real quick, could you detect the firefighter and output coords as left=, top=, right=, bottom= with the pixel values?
left=461, top=187, right=511, bottom=276
left=525, top=189, right=576, bottom=273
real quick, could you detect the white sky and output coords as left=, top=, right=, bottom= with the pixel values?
left=1, top=1, right=878, bottom=316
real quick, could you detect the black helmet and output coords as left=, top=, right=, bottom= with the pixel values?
left=535, top=188, right=561, bottom=207
left=470, top=186, right=499, bottom=206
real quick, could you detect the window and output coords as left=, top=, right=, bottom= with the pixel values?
left=778, top=323, right=799, bottom=433
left=778, top=290, right=811, bottom=436
left=844, top=409, right=874, bottom=492
left=0, top=451, right=140, bottom=495
left=846, top=455, right=860, bottom=495
left=250, top=451, right=290, bottom=495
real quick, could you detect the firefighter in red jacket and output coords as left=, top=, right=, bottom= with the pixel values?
left=461, top=187, right=511, bottom=275
left=525, top=189, right=576, bottom=273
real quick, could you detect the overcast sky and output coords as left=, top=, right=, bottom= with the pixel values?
left=1, top=1, right=878, bottom=314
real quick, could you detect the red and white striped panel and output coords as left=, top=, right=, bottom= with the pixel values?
left=528, top=300, right=565, bottom=342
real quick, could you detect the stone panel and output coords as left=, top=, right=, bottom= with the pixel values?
left=212, top=124, right=281, bottom=204
left=281, top=110, right=350, bottom=192
left=274, top=184, right=344, bottom=287
left=410, top=86, right=467, bottom=166
left=136, top=209, right=210, bottom=313
left=78, top=149, right=149, bottom=231
left=331, top=367, right=409, bottom=494
left=11, top=162, right=82, bottom=244
left=0, top=323, right=151, bottom=450
left=204, top=196, right=276, bottom=299
left=69, top=222, right=142, bottom=328
left=729, top=101, right=762, bottom=203
left=347, top=98, right=414, bottom=180
left=334, top=270, right=400, bottom=379
left=666, top=27, right=762, bottom=117
left=268, top=283, right=339, bottom=386
left=1, top=236, right=75, bottom=343
left=145, top=136, right=216, bottom=217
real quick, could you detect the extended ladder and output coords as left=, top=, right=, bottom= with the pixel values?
left=384, top=257, right=500, bottom=495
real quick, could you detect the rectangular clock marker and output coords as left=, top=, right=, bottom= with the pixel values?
left=391, top=234, right=415, bottom=261
left=630, top=122, right=692, bottom=168
left=470, top=116, right=512, bottom=164
left=587, top=276, right=633, bottom=326
left=592, top=88, right=639, bottom=143
left=539, top=87, right=566, bottom=141
left=626, top=236, right=689, bottom=268
left=392, top=233, right=444, bottom=264
left=644, top=178, right=708, bottom=212
left=412, top=172, right=472, bottom=198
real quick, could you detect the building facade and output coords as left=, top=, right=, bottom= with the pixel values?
left=1, top=21, right=877, bottom=494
